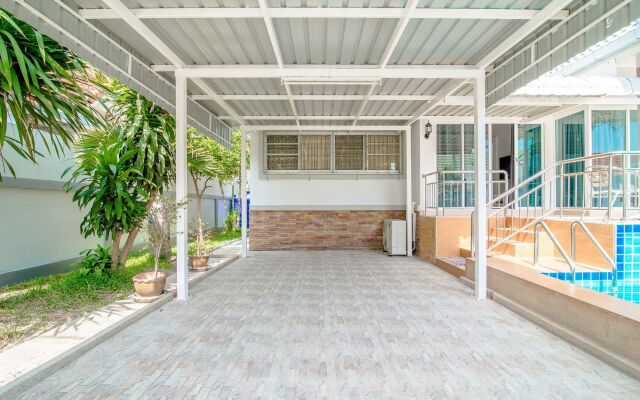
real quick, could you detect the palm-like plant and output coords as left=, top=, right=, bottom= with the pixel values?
left=65, top=123, right=150, bottom=269
left=0, top=10, right=99, bottom=179
left=97, top=80, right=176, bottom=265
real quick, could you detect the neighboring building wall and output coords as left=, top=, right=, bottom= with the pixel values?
left=0, top=124, right=235, bottom=285
left=250, top=131, right=407, bottom=251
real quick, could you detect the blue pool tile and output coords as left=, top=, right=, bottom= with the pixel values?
left=626, top=225, right=633, bottom=233
left=617, top=237, right=625, bottom=246
left=618, top=225, right=624, bottom=234
left=635, top=225, right=640, bottom=233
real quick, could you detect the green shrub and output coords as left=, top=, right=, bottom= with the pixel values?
left=78, top=245, right=112, bottom=277
left=225, top=210, right=239, bottom=232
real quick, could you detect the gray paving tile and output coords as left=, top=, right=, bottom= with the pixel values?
left=13, top=251, right=640, bottom=399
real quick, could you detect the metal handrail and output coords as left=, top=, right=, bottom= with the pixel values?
left=423, top=169, right=509, bottom=215
left=479, top=151, right=640, bottom=256
left=570, top=221, right=617, bottom=287
left=534, top=221, right=576, bottom=283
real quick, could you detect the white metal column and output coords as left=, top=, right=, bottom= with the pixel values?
left=405, top=127, right=413, bottom=256
left=175, top=72, right=189, bottom=301
left=240, top=128, right=248, bottom=258
left=474, top=75, right=487, bottom=300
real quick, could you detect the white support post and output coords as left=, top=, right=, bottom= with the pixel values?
left=405, top=127, right=413, bottom=256
left=474, top=75, right=488, bottom=300
left=240, top=128, right=248, bottom=258
left=175, top=72, right=189, bottom=301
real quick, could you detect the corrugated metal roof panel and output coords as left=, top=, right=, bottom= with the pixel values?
left=390, top=19, right=524, bottom=65
left=363, top=100, right=424, bottom=116
left=295, top=100, right=361, bottom=116
left=274, top=18, right=397, bottom=65
left=229, top=100, right=291, bottom=116
left=142, top=18, right=277, bottom=64
left=203, top=78, right=286, bottom=95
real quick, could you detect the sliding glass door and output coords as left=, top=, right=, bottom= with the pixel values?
left=517, top=124, right=542, bottom=206
left=556, top=112, right=585, bottom=208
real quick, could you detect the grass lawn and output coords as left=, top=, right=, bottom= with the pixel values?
left=0, top=229, right=240, bottom=351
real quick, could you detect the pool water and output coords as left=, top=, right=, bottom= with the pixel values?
left=541, top=224, right=640, bottom=305
left=542, top=271, right=640, bottom=304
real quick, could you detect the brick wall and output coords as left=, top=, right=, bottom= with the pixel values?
left=250, top=210, right=405, bottom=250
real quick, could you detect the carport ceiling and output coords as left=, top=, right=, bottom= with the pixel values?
left=68, top=0, right=577, bottom=128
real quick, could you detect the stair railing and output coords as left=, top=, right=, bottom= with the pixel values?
left=471, top=161, right=558, bottom=256
left=472, top=151, right=640, bottom=258
left=570, top=221, right=617, bottom=287
left=533, top=221, right=576, bottom=283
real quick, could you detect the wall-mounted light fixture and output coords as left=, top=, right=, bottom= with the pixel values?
left=424, top=121, right=433, bottom=139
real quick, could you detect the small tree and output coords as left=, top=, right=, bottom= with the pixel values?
left=187, top=128, right=220, bottom=255
left=214, top=130, right=247, bottom=216
left=65, top=123, right=150, bottom=269
left=146, top=196, right=180, bottom=276
left=98, top=80, right=176, bottom=266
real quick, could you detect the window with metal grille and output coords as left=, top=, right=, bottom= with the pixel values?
left=265, top=133, right=401, bottom=173
left=367, top=134, right=401, bottom=171
left=266, top=134, right=298, bottom=171
left=335, top=135, right=364, bottom=170
left=300, top=135, right=331, bottom=170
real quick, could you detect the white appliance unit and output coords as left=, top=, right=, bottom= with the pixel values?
left=383, top=219, right=407, bottom=256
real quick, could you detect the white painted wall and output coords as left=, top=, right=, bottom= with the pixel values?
left=250, top=131, right=406, bottom=209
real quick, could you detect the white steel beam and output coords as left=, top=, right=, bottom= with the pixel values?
left=245, top=125, right=408, bottom=131
left=405, top=127, right=413, bottom=257
left=208, top=94, right=640, bottom=106
left=170, top=65, right=483, bottom=79
left=240, top=128, right=248, bottom=258
left=101, top=0, right=245, bottom=126
left=175, top=73, right=189, bottom=301
left=380, top=0, right=419, bottom=68
left=350, top=0, right=418, bottom=127
left=219, top=115, right=413, bottom=120
left=80, top=7, right=568, bottom=20
left=256, top=0, right=301, bottom=128
left=473, top=75, right=487, bottom=301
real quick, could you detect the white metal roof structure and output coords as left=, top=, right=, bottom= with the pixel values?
left=5, top=0, right=640, bottom=301
left=4, top=0, right=638, bottom=133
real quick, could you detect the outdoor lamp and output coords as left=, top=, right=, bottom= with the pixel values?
left=425, top=121, right=433, bottom=139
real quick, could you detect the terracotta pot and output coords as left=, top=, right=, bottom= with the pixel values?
left=132, top=271, right=166, bottom=298
left=189, top=255, right=210, bottom=271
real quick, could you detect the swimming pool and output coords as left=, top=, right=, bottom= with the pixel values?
left=543, top=271, right=640, bottom=304
left=542, top=224, right=640, bottom=305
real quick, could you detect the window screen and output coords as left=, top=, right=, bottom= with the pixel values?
left=266, top=135, right=298, bottom=170
left=367, top=135, right=401, bottom=171
left=300, top=135, right=331, bottom=170
left=335, top=135, right=364, bottom=170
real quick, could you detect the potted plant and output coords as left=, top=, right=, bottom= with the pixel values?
left=186, top=128, right=220, bottom=271
left=188, top=220, right=210, bottom=271
left=133, top=196, right=179, bottom=300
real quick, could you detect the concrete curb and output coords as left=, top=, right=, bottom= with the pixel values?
left=0, top=255, right=239, bottom=399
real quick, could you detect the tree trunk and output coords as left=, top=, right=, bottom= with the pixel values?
left=119, top=191, right=157, bottom=267
left=111, top=231, right=122, bottom=270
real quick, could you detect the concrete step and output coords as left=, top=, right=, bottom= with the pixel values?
left=434, top=257, right=465, bottom=278
left=488, top=227, right=536, bottom=243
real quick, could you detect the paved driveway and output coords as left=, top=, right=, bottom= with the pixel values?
left=16, top=251, right=640, bottom=399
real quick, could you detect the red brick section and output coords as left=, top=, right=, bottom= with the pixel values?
left=250, top=210, right=405, bottom=250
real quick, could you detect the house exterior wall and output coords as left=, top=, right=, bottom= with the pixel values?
left=249, top=131, right=407, bottom=251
